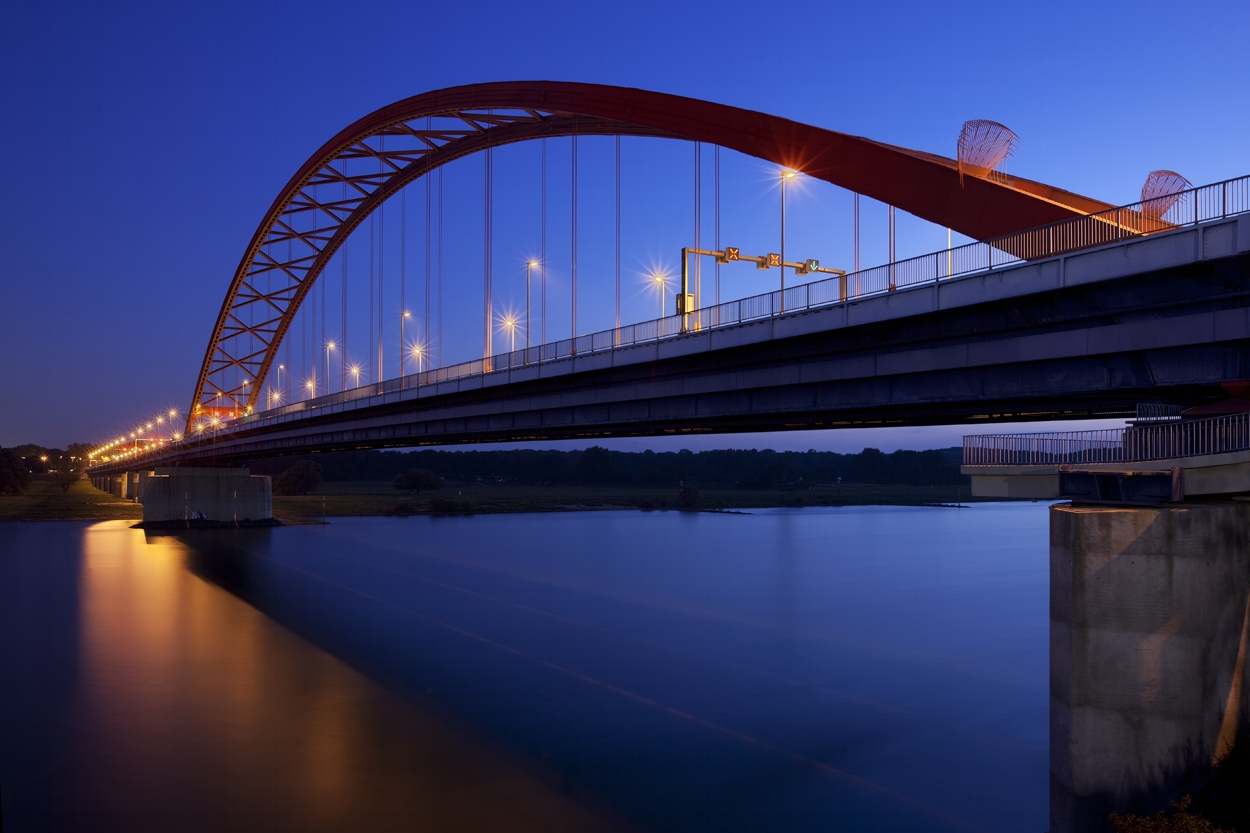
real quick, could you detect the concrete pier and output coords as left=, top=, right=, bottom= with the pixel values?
left=1050, top=502, right=1250, bottom=832
left=138, top=467, right=272, bottom=525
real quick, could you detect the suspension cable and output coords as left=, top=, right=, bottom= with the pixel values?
left=694, top=141, right=701, bottom=307
left=888, top=204, right=896, bottom=291
left=425, top=116, right=432, bottom=362
left=541, top=137, right=547, bottom=348
left=615, top=134, right=621, bottom=336
left=888, top=204, right=896, bottom=263
left=309, top=211, right=316, bottom=395
left=571, top=131, right=578, bottom=347
left=377, top=135, right=385, bottom=382
left=715, top=145, right=721, bottom=311
left=342, top=174, right=348, bottom=392
left=438, top=166, right=443, bottom=368
left=853, top=193, right=861, bottom=274
left=319, top=190, right=326, bottom=394
left=368, top=213, right=375, bottom=384
left=400, top=185, right=406, bottom=377
left=484, top=141, right=493, bottom=360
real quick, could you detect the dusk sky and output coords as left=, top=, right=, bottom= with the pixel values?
left=2, top=0, right=1247, bottom=451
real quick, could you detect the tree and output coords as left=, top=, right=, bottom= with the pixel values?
left=578, top=446, right=613, bottom=483
left=678, top=484, right=699, bottom=509
left=0, top=447, right=30, bottom=495
left=394, top=468, right=441, bottom=493
left=54, top=443, right=91, bottom=493
left=12, top=444, right=49, bottom=473
left=273, top=461, right=323, bottom=496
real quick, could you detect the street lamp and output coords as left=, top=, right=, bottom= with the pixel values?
left=652, top=272, right=668, bottom=318
left=400, top=311, right=411, bottom=376
left=275, top=364, right=284, bottom=406
left=502, top=316, right=516, bottom=353
left=349, top=364, right=361, bottom=388
left=410, top=343, right=425, bottom=374
left=305, top=378, right=314, bottom=401
left=780, top=168, right=797, bottom=311
left=325, top=341, right=336, bottom=394
left=526, top=260, right=539, bottom=353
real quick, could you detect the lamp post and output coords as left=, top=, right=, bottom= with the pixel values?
left=503, top=317, right=516, bottom=353
left=275, top=365, right=284, bottom=406
left=349, top=364, right=361, bottom=389
left=653, top=272, right=668, bottom=318
left=400, top=311, right=411, bottom=376
left=526, top=260, right=538, bottom=354
left=241, top=379, right=249, bottom=414
left=780, top=169, right=796, bottom=312
left=410, top=344, right=424, bottom=374
left=325, top=341, right=336, bottom=395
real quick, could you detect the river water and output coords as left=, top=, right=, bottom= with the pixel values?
left=0, top=504, right=1050, bottom=832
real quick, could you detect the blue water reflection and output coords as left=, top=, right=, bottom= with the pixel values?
left=0, top=504, right=1050, bottom=831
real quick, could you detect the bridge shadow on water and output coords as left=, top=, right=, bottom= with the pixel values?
left=169, top=508, right=1052, bottom=833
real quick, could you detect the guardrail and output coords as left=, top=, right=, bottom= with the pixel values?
left=964, top=412, right=1250, bottom=467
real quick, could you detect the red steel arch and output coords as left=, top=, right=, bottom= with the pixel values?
left=190, top=81, right=1110, bottom=430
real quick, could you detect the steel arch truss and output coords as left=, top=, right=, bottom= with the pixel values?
left=194, top=109, right=680, bottom=425
left=191, top=82, right=1112, bottom=431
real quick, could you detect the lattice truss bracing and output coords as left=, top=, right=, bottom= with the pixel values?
left=193, top=107, right=676, bottom=428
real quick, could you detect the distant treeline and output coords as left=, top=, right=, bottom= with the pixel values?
left=247, top=446, right=967, bottom=487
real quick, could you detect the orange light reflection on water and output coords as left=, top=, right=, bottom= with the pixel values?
left=75, top=522, right=621, bottom=832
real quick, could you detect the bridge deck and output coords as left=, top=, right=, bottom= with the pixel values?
left=92, top=214, right=1250, bottom=476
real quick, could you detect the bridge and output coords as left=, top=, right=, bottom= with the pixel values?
left=81, top=83, right=1250, bottom=832
left=83, top=81, right=1250, bottom=476
left=92, top=205, right=1250, bottom=469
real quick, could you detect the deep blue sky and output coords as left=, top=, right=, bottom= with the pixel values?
left=2, top=0, right=1247, bottom=450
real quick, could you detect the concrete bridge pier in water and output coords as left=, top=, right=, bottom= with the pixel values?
left=93, top=467, right=272, bottom=525
left=1050, top=503, right=1250, bottom=832
left=966, top=445, right=1250, bottom=831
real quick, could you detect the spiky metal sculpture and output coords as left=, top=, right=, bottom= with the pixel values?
left=1141, top=170, right=1191, bottom=220
left=957, top=120, right=1018, bottom=185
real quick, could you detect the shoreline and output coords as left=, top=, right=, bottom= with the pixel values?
left=1, top=477, right=1007, bottom=523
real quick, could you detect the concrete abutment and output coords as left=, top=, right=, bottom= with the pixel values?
left=137, top=467, right=272, bottom=525
left=1050, top=502, right=1250, bottom=832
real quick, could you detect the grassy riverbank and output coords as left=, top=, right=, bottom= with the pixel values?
left=0, top=477, right=1003, bottom=522
left=0, top=476, right=142, bottom=521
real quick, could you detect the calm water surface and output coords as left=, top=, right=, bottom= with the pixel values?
left=0, top=504, right=1050, bottom=831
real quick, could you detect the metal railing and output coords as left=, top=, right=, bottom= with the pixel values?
left=964, top=412, right=1250, bottom=467
left=1134, top=402, right=1186, bottom=423
left=245, top=174, right=1249, bottom=427
left=963, top=429, right=1127, bottom=466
